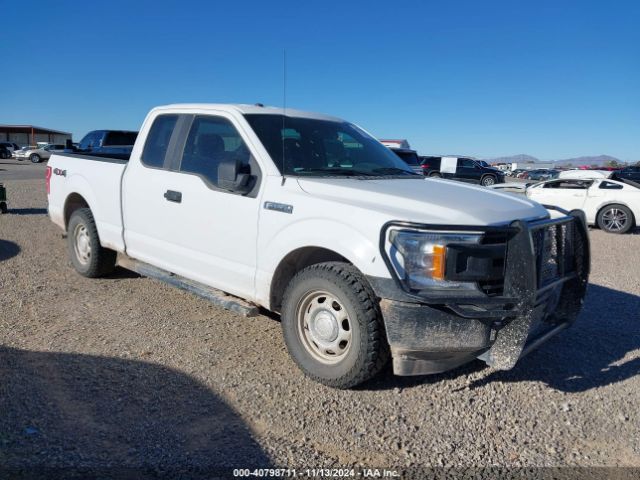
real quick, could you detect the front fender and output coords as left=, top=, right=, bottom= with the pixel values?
left=255, top=217, right=390, bottom=307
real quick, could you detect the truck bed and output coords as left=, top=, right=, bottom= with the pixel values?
left=47, top=152, right=128, bottom=252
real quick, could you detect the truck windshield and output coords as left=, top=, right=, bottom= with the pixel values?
left=244, top=114, right=416, bottom=177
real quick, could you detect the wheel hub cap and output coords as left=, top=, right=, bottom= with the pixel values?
left=74, top=224, right=91, bottom=265
left=310, top=310, right=339, bottom=343
left=297, top=291, right=352, bottom=364
left=603, top=209, right=627, bottom=231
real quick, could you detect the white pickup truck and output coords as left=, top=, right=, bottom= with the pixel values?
left=47, top=103, right=590, bottom=388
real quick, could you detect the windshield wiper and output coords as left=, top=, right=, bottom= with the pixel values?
left=372, top=167, right=420, bottom=176
left=295, top=167, right=377, bottom=177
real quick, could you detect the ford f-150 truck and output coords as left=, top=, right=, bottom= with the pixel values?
left=47, top=104, right=590, bottom=388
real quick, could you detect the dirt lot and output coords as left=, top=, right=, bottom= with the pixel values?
left=1, top=179, right=639, bottom=474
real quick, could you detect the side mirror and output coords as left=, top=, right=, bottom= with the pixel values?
left=218, top=159, right=253, bottom=194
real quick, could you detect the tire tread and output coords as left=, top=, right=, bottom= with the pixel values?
left=68, top=208, right=116, bottom=277
left=281, top=261, right=389, bottom=389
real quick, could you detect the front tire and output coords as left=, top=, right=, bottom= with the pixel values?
left=30, top=154, right=41, bottom=163
left=281, top=262, right=389, bottom=389
left=481, top=175, right=496, bottom=186
left=597, top=204, right=634, bottom=234
left=67, top=208, right=116, bottom=277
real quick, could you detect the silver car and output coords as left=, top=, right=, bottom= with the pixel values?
left=15, top=144, right=66, bottom=163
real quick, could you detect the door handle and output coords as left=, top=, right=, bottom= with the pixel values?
left=164, top=190, right=182, bottom=203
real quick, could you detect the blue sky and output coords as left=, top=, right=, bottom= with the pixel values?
left=2, top=0, right=638, bottom=161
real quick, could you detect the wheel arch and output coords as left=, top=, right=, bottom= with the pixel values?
left=269, top=246, right=352, bottom=312
left=63, top=192, right=92, bottom=230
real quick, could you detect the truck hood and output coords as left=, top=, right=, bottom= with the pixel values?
left=297, top=177, right=548, bottom=226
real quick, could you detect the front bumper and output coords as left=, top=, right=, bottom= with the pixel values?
left=371, top=211, right=590, bottom=376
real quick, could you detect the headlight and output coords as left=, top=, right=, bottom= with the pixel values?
left=387, top=229, right=482, bottom=291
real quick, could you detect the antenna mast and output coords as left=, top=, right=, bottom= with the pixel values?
left=281, top=49, right=287, bottom=184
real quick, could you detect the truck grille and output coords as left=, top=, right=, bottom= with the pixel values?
left=532, top=221, right=576, bottom=288
left=478, top=219, right=578, bottom=297
left=478, top=231, right=510, bottom=296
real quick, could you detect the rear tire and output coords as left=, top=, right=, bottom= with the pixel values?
left=281, top=262, right=389, bottom=389
left=597, top=204, right=634, bottom=234
left=0, top=202, right=7, bottom=214
left=30, top=154, right=41, bottom=163
left=429, top=172, right=441, bottom=178
left=67, top=208, right=116, bottom=277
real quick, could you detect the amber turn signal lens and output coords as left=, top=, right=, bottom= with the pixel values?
left=431, top=245, right=446, bottom=281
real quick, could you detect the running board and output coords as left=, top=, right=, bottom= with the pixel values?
left=116, top=256, right=260, bottom=317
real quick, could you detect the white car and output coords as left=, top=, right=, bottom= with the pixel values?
left=526, top=177, right=640, bottom=234
left=45, top=103, right=590, bottom=388
left=15, top=144, right=66, bottom=163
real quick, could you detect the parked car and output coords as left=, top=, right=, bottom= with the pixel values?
left=419, top=156, right=505, bottom=186
left=526, top=169, right=560, bottom=181
left=612, top=165, right=640, bottom=183
left=46, top=103, right=589, bottom=388
left=418, top=156, right=442, bottom=176
left=388, top=147, right=422, bottom=174
left=526, top=177, right=640, bottom=234
left=0, top=145, right=12, bottom=159
left=506, top=168, right=526, bottom=178
left=14, top=144, right=65, bottom=163
left=75, top=130, right=138, bottom=157
left=0, top=142, right=21, bottom=155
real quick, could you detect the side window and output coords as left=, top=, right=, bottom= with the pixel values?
left=599, top=181, right=623, bottom=190
left=544, top=180, right=591, bottom=189
left=459, top=159, right=475, bottom=168
left=180, top=116, right=251, bottom=187
left=141, top=115, right=178, bottom=168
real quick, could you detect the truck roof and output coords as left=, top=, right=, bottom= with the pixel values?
left=153, top=103, right=344, bottom=122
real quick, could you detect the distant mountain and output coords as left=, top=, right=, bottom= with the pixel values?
left=487, top=154, right=540, bottom=164
left=554, top=155, right=621, bottom=167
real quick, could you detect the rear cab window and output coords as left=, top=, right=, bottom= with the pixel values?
left=104, top=131, right=138, bottom=146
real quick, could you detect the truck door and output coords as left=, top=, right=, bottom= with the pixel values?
left=455, top=158, right=480, bottom=183
left=122, top=112, right=262, bottom=300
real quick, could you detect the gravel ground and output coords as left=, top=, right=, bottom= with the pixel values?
left=1, top=179, right=639, bottom=475
left=0, top=158, right=47, bottom=181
